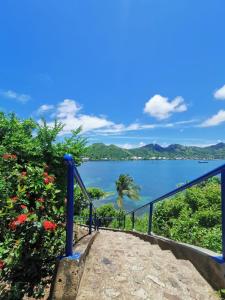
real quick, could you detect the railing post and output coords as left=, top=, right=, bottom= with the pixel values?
left=132, top=211, right=135, bottom=230
left=221, top=171, right=225, bottom=259
left=97, top=217, right=100, bottom=231
left=148, top=202, right=153, bottom=235
left=89, top=202, right=93, bottom=234
left=94, top=212, right=97, bottom=231
left=64, top=154, right=74, bottom=257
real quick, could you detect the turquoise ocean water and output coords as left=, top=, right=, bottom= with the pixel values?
left=78, top=160, right=225, bottom=212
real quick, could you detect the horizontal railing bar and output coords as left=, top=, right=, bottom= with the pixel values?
left=73, top=165, right=97, bottom=215
left=74, top=165, right=90, bottom=200
left=127, top=163, right=225, bottom=215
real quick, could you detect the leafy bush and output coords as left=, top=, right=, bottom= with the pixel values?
left=98, top=178, right=222, bottom=253
left=0, top=113, right=86, bottom=298
left=75, top=187, right=107, bottom=216
left=153, top=178, right=222, bottom=253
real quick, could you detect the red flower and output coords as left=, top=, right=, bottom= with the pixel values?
left=44, top=174, right=55, bottom=184
left=0, top=260, right=5, bottom=269
left=43, top=172, right=48, bottom=177
left=9, top=214, right=28, bottom=230
left=2, top=154, right=17, bottom=160
left=9, top=220, right=17, bottom=230
left=11, top=196, right=18, bottom=202
left=37, top=197, right=44, bottom=203
left=43, top=220, right=56, bottom=231
left=44, top=178, right=50, bottom=185
left=21, top=171, right=27, bottom=177
left=48, top=175, right=55, bottom=183
left=21, top=205, right=27, bottom=210
left=17, top=214, right=27, bottom=223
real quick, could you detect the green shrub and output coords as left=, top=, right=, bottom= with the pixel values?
left=0, top=113, right=86, bottom=298
left=153, top=178, right=222, bottom=253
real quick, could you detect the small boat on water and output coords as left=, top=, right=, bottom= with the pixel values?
left=198, top=161, right=209, bottom=163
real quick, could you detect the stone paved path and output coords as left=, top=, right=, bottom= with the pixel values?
left=76, top=231, right=218, bottom=300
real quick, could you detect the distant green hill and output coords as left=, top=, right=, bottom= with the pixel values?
left=85, top=142, right=225, bottom=160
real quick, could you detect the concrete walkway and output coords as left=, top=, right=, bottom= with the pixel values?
left=76, top=231, right=218, bottom=300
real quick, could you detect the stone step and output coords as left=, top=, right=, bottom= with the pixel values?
left=76, top=231, right=219, bottom=300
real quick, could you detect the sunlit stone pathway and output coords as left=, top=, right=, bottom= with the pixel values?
left=76, top=231, right=218, bottom=300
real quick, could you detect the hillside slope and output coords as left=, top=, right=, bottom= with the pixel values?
left=85, top=143, right=225, bottom=160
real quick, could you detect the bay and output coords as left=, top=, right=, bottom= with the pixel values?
left=78, top=160, right=225, bottom=213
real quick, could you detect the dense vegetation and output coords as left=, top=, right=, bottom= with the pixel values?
left=86, top=142, right=225, bottom=160
left=0, top=113, right=87, bottom=298
left=96, top=178, right=221, bottom=253
left=0, top=112, right=223, bottom=297
left=153, top=177, right=221, bottom=252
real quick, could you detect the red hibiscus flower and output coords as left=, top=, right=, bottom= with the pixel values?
left=0, top=260, right=5, bottom=269
left=43, top=220, right=56, bottom=231
left=21, top=205, right=27, bottom=210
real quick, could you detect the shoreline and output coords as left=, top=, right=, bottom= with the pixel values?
left=82, top=158, right=225, bottom=162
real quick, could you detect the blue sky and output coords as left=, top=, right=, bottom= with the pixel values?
left=0, top=0, right=225, bottom=148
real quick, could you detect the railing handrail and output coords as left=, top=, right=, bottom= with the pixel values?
left=96, top=161, right=225, bottom=259
left=64, top=154, right=98, bottom=257
left=74, top=165, right=92, bottom=203
left=127, top=162, right=225, bottom=215
left=64, top=154, right=225, bottom=260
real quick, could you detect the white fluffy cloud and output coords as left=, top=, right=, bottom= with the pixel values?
left=57, top=99, right=81, bottom=118
left=38, top=99, right=194, bottom=135
left=144, top=94, right=187, bottom=120
left=42, top=99, right=114, bottom=135
left=1, top=90, right=31, bottom=103
left=116, top=142, right=146, bottom=149
left=214, top=84, right=225, bottom=100
left=199, top=110, right=225, bottom=127
left=38, top=104, right=55, bottom=114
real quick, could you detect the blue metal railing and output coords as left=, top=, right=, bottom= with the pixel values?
left=129, top=163, right=225, bottom=258
left=64, top=154, right=97, bottom=257
left=98, top=163, right=225, bottom=259
left=64, top=154, right=225, bottom=259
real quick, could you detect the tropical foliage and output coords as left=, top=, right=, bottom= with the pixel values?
left=81, top=203, right=125, bottom=227
left=104, top=178, right=221, bottom=253
left=0, top=113, right=86, bottom=298
left=74, top=186, right=107, bottom=215
left=115, top=174, right=140, bottom=208
left=153, top=177, right=221, bottom=253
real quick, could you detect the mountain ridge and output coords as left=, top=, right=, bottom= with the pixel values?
left=85, top=142, right=225, bottom=160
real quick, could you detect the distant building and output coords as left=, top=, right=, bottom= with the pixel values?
left=82, top=157, right=90, bottom=161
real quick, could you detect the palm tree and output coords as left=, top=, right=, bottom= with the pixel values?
left=115, top=174, right=140, bottom=208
